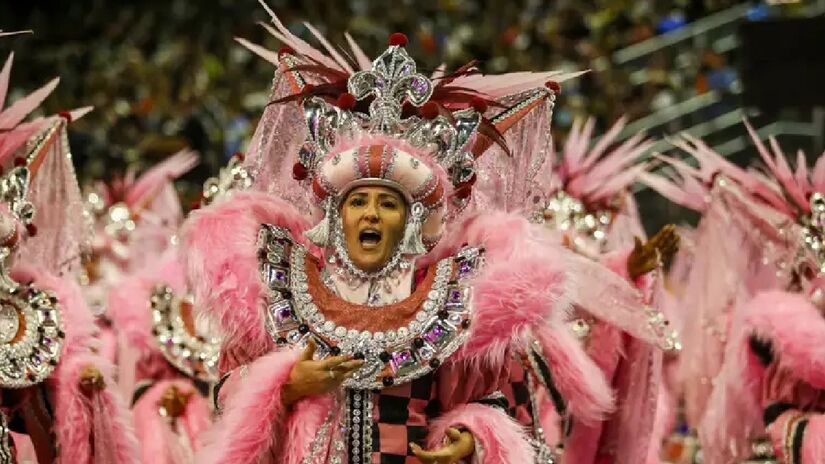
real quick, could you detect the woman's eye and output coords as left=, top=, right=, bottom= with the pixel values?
left=381, top=201, right=398, bottom=209
left=350, top=198, right=365, bottom=207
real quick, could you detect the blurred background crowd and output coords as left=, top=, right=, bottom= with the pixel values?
left=0, top=0, right=821, bottom=211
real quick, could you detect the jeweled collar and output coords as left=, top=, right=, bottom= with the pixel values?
left=150, top=286, right=222, bottom=383
left=0, top=276, right=64, bottom=388
left=258, top=224, right=483, bottom=390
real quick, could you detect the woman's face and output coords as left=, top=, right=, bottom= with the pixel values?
left=340, top=186, right=407, bottom=273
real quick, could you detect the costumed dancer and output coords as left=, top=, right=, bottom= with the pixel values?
left=0, top=50, right=138, bottom=463
left=105, top=154, right=249, bottom=464
left=182, top=10, right=677, bottom=464
left=531, top=116, right=680, bottom=464
left=644, top=125, right=823, bottom=462
left=82, top=150, right=197, bottom=367
left=695, top=129, right=825, bottom=463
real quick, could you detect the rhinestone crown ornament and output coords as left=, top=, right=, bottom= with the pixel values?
left=283, top=37, right=555, bottom=216
left=0, top=121, right=65, bottom=388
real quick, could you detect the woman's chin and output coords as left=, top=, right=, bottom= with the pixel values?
left=351, top=253, right=392, bottom=274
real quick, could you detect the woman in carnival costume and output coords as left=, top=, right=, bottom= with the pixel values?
left=532, top=116, right=681, bottom=464
left=104, top=154, right=249, bottom=464
left=183, top=9, right=678, bottom=463
left=644, top=125, right=825, bottom=463
left=0, top=49, right=138, bottom=463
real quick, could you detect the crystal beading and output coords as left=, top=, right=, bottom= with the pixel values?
left=258, top=223, right=482, bottom=389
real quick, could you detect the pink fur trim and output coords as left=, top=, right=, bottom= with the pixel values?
left=195, top=349, right=312, bottom=464
left=279, top=392, right=334, bottom=464
left=426, top=403, right=535, bottom=464
left=132, top=378, right=212, bottom=464
left=745, top=290, right=825, bottom=389
left=181, top=191, right=315, bottom=372
left=534, top=324, right=614, bottom=424
left=50, top=350, right=139, bottom=464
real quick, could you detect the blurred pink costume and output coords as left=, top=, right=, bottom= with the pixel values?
left=642, top=129, right=793, bottom=435
left=180, top=12, right=673, bottom=464
left=531, top=117, right=678, bottom=464
left=105, top=158, right=247, bottom=464
left=82, top=150, right=197, bottom=366
left=648, top=126, right=825, bottom=462
left=107, top=251, right=218, bottom=464
left=0, top=51, right=138, bottom=463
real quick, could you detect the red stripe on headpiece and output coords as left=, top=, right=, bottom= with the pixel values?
left=421, top=179, right=444, bottom=207
left=312, top=177, right=329, bottom=200
left=367, top=145, right=385, bottom=178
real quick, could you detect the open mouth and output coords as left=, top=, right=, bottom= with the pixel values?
left=358, top=228, right=382, bottom=250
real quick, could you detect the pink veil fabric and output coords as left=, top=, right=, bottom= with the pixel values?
left=14, top=117, right=91, bottom=277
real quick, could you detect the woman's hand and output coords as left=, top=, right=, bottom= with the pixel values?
left=79, top=364, right=105, bottom=393
left=627, top=224, right=680, bottom=280
left=410, top=427, right=475, bottom=464
left=281, top=339, right=364, bottom=407
left=159, top=384, right=193, bottom=418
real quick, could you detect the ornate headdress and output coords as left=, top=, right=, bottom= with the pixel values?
left=533, top=116, right=653, bottom=254
left=239, top=7, right=574, bottom=280
left=0, top=51, right=93, bottom=389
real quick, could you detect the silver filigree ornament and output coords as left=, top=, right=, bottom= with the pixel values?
left=151, top=286, right=222, bottom=383
left=0, top=164, right=65, bottom=389
left=798, top=192, right=825, bottom=276
left=347, top=44, right=433, bottom=132
left=201, top=155, right=253, bottom=206
left=258, top=224, right=482, bottom=390
left=541, top=191, right=612, bottom=252
left=293, top=43, right=484, bottom=186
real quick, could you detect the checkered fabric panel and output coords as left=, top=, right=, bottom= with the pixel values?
left=366, top=358, right=535, bottom=463
left=370, top=373, right=438, bottom=462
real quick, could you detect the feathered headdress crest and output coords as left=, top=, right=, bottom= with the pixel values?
left=533, top=116, right=653, bottom=252
left=236, top=3, right=579, bottom=266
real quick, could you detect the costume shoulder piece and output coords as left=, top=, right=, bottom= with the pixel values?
left=259, top=223, right=481, bottom=389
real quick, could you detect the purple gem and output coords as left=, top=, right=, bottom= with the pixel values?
left=390, top=350, right=415, bottom=373
left=43, top=337, right=52, bottom=347
left=448, top=288, right=462, bottom=303
left=458, top=261, right=472, bottom=277
left=268, top=266, right=288, bottom=287
left=412, top=77, right=427, bottom=93
left=32, top=354, right=41, bottom=365
left=423, top=323, right=450, bottom=347
left=276, top=305, right=292, bottom=322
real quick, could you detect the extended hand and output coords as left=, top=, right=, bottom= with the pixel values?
left=79, top=364, right=105, bottom=393
left=410, top=428, right=475, bottom=464
left=159, top=384, right=193, bottom=418
left=281, top=339, right=364, bottom=407
left=627, top=224, right=680, bottom=280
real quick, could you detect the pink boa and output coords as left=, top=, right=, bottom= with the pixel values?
left=195, top=349, right=334, bottom=464
left=181, top=191, right=315, bottom=373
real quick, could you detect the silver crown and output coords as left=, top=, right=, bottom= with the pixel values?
left=288, top=43, right=554, bottom=194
